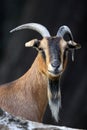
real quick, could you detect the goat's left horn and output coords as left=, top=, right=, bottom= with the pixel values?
left=10, top=23, right=50, bottom=37
left=57, top=25, right=73, bottom=40
left=57, top=25, right=75, bottom=61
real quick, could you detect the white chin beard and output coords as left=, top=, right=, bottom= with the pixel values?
left=48, top=78, right=61, bottom=122
left=48, top=90, right=61, bottom=122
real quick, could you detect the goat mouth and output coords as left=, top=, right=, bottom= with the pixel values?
left=48, top=70, right=62, bottom=77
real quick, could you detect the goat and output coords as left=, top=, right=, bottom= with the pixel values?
left=0, top=23, right=81, bottom=122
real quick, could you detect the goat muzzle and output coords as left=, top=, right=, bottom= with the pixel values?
left=47, top=64, right=63, bottom=79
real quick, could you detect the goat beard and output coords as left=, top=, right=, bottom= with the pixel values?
left=47, top=79, right=61, bottom=122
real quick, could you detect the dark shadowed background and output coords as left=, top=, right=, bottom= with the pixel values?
left=0, top=0, right=87, bottom=129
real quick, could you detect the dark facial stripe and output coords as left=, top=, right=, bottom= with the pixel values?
left=48, top=38, right=61, bottom=68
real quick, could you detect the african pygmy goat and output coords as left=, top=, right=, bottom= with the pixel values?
left=0, top=23, right=81, bottom=122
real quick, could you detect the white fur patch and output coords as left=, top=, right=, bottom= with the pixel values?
left=48, top=90, right=61, bottom=122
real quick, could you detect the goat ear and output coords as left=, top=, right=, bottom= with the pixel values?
left=25, top=39, right=40, bottom=48
left=67, top=41, right=81, bottom=62
left=67, top=40, right=81, bottom=50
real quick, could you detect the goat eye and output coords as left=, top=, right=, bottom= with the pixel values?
left=39, top=47, right=43, bottom=51
left=41, top=50, right=46, bottom=60
left=63, top=49, right=67, bottom=61
left=65, top=45, right=69, bottom=51
left=65, top=47, right=68, bottom=51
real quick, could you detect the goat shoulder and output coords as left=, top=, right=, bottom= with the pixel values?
left=0, top=53, right=48, bottom=122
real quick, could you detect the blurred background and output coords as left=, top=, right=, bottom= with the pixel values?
left=0, top=0, right=87, bottom=129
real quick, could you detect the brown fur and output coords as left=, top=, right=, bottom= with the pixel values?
left=0, top=37, right=68, bottom=122
left=0, top=53, right=48, bottom=122
left=0, top=37, right=78, bottom=122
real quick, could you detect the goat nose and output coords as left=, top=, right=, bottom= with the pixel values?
left=51, top=61, right=60, bottom=68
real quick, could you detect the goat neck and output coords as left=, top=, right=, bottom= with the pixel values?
left=24, top=53, right=48, bottom=121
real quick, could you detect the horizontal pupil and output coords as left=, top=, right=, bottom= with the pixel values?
left=41, top=51, right=46, bottom=60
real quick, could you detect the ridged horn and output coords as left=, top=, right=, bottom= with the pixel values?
left=10, top=23, right=50, bottom=37
left=57, top=25, right=73, bottom=40
left=57, top=25, right=74, bottom=61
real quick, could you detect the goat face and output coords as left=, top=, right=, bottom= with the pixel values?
left=10, top=23, right=81, bottom=79
left=25, top=36, right=80, bottom=79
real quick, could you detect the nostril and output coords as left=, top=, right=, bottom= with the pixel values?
left=51, top=61, right=60, bottom=68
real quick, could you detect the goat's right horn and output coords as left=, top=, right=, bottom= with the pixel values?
left=10, top=23, right=50, bottom=38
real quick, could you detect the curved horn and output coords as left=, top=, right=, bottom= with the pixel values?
left=57, top=25, right=75, bottom=61
left=10, top=23, right=50, bottom=37
left=57, top=25, right=73, bottom=40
